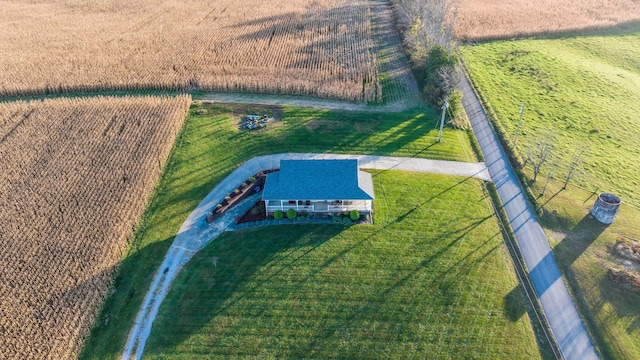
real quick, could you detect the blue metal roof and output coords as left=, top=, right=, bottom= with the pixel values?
left=262, top=159, right=374, bottom=200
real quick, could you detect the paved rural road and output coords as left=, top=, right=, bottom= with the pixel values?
left=460, top=73, right=599, bottom=359
left=121, top=154, right=489, bottom=360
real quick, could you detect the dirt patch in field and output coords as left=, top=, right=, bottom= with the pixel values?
left=614, top=236, right=640, bottom=263
left=229, top=103, right=283, bottom=121
left=608, top=268, right=640, bottom=291
left=607, top=236, right=640, bottom=291
left=354, top=120, right=379, bottom=133
left=195, top=101, right=284, bottom=131
left=306, top=119, right=345, bottom=133
left=194, top=101, right=283, bottom=121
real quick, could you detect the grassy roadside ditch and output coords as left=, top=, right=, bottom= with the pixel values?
left=485, top=182, right=562, bottom=360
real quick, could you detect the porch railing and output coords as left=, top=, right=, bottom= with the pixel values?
left=266, top=204, right=370, bottom=213
left=266, top=204, right=314, bottom=212
left=327, top=204, right=369, bottom=212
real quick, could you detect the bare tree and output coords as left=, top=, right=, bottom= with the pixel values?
left=444, top=6, right=459, bottom=61
left=525, top=135, right=554, bottom=181
left=562, top=146, right=588, bottom=189
left=393, top=0, right=459, bottom=64
left=437, top=64, right=461, bottom=97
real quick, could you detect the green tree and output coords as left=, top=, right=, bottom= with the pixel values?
left=424, top=45, right=460, bottom=106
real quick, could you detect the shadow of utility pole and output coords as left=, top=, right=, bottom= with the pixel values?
left=553, top=214, right=609, bottom=267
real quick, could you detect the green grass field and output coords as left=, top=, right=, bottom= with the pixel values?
left=461, top=27, right=640, bottom=208
left=527, top=173, right=640, bottom=360
left=144, top=171, right=540, bottom=359
left=79, top=104, right=479, bottom=358
left=461, top=27, right=640, bottom=359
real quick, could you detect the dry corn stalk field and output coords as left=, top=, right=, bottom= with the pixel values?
left=0, top=95, right=190, bottom=359
left=0, top=0, right=380, bottom=102
left=455, top=0, right=640, bottom=40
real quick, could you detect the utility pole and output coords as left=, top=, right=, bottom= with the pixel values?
left=438, top=99, right=449, bottom=143
left=512, top=102, right=525, bottom=147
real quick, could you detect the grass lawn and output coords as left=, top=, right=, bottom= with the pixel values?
left=460, top=26, right=640, bottom=208
left=528, top=174, right=640, bottom=360
left=144, top=171, right=541, bottom=359
left=461, top=27, right=640, bottom=359
left=79, top=104, right=478, bottom=359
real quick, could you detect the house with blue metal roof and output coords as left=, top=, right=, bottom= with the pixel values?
left=263, top=159, right=374, bottom=215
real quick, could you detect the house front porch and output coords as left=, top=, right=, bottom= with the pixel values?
left=265, top=199, right=371, bottom=215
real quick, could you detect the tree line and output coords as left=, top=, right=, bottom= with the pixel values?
left=392, top=0, right=465, bottom=126
left=392, top=0, right=588, bottom=191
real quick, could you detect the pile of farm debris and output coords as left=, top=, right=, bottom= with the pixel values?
left=243, top=114, right=274, bottom=130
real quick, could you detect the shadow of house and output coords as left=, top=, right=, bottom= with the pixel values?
left=143, top=224, right=343, bottom=354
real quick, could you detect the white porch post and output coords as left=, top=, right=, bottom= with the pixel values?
left=280, top=200, right=284, bottom=211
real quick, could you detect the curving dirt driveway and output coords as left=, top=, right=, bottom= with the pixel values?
left=121, top=153, right=489, bottom=359
left=194, top=91, right=418, bottom=112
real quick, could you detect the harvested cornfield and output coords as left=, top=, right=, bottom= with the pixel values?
left=455, top=0, right=640, bottom=40
left=0, top=95, right=191, bottom=359
left=0, top=0, right=380, bottom=102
